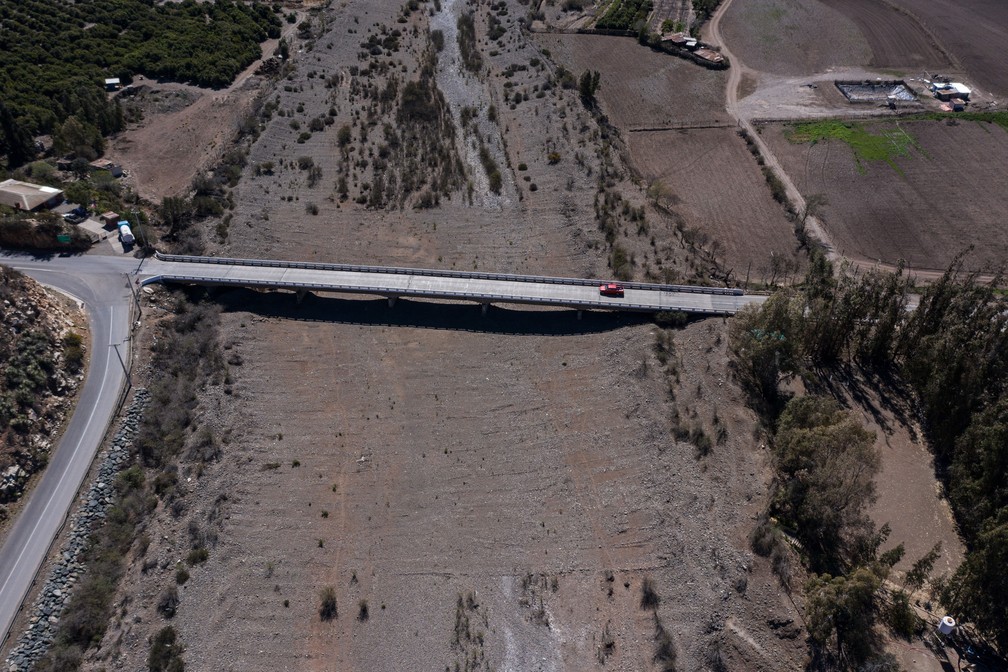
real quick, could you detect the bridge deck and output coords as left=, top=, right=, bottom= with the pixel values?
left=142, top=253, right=766, bottom=315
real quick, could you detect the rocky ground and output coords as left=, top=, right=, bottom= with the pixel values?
left=0, top=268, right=87, bottom=535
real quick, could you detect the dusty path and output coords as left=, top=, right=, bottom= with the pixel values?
left=709, top=0, right=839, bottom=264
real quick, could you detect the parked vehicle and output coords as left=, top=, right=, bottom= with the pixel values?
left=599, top=282, right=625, bottom=297
left=117, top=221, right=135, bottom=246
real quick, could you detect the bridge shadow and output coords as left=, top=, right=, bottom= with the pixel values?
left=209, top=287, right=652, bottom=336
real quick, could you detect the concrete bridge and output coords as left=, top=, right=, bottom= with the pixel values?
left=143, top=252, right=766, bottom=316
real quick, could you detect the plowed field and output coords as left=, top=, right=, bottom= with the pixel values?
left=889, top=0, right=1008, bottom=96
left=819, top=0, right=951, bottom=70
left=719, top=0, right=871, bottom=75
left=536, top=34, right=729, bottom=127
left=628, top=128, right=801, bottom=278
left=764, top=118, right=1008, bottom=271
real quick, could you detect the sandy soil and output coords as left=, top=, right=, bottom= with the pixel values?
left=627, top=127, right=802, bottom=278
left=763, top=118, right=1008, bottom=272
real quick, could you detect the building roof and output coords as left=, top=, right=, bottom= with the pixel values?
left=90, top=158, right=117, bottom=169
left=104, top=77, right=120, bottom=85
left=949, top=82, right=971, bottom=95
left=693, top=48, right=724, bottom=63
left=0, top=179, right=64, bottom=211
left=662, top=32, right=694, bottom=44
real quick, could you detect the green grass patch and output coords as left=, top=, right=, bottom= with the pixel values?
left=787, top=120, right=921, bottom=174
left=911, top=110, right=1008, bottom=132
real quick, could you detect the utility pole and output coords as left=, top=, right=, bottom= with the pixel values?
left=111, top=342, right=132, bottom=389
left=124, top=273, right=142, bottom=322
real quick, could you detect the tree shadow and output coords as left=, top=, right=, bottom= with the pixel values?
left=208, top=287, right=652, bottom=336
left=804, top=364, right=917, bottom=440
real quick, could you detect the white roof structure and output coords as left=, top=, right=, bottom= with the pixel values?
left=0, top=179, right=64, bottom=211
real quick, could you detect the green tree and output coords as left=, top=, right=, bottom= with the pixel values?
left=948, top=396, right=1008, bottom=539
left=578, top=70, right=600, bottom=108
left=728, top=291, right=801, bottom=415
left=805, top=565, right=885, bottom=668
left=774, top=396, right=879, bottom=569
left=902, top=542, right=942, bottom=593
left=159, top=196, right=192, bottom=237
left=942, top=510, right=1008, bottom=651
left=0, top=101, right=36, bottom=167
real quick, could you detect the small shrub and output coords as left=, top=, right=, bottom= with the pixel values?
left=305, top=202, right=319, bottom=215
left=337, top=124, right=352, bottom=147
left=640, top=577, right=660, bottom=610
left=148, top=626, right=185, bottom=672
left=157, top=586, right=180, bottom=619
left=186, top=547, right=208, bottom=566
left=320, top=586, right=338, bottom=621
left=358, top=599, right=369, bottom=621
left=175, top=566, right=190, bottom=585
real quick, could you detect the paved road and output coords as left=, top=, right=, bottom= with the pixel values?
left=145, top=253, right=767, bottom=315
left=0, top=250, right=764, bottom=647
left=0, top=253, right=135, bottom=648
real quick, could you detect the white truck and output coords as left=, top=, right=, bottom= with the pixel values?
left=117, top=221, right=135, bottom=246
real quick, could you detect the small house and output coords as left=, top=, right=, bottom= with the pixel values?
left=693, top=48, right=725, bottom=64
left=104, top=77, right=121, bottom=92
left=662, top=32, right=697, bottom=50
left=948, top=82, right=971, bottom=100
left=89, top=158, right=123, bottom=178
left=100, top=212, right=120, bottom=229
left=0, top=179, right=65, bottom=211
left=950, top=98, right=966, bottom=112
left=934, top=87, right=957, bottom=101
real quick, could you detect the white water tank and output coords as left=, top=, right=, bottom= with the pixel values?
left=938, top=615, right=956, bottom=635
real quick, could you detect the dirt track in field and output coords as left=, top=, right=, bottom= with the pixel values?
left=764, top=119, right=1008, bottom=272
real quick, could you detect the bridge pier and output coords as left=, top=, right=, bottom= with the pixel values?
left=481, top=302, right=490, bottom=316
left=296, top=289, right=308, bottom=304
left=387, top=295, right=397, bottom=308
left=577, top=310, right=582, bottom=320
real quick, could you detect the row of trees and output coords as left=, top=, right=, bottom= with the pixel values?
left=0, top=0, right=281, bottom=167
left=731, top=251, right=1008, bottom=656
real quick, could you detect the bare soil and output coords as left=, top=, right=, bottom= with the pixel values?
left=103, top=21, right=300, bottom=202
left=885, top=0, right=1008, bottom=96
left=762, top=118, right=1008, bottom=271
left=627, top=127, right=803, bottom=279
left=534, top=34, right=730, bottom=128
left=719, top=0, right=871, bottom=76
left=818, top=0, right=952, bottom=71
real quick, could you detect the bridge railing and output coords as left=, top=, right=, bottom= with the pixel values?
left=153, top=251, right=744, bottom=297
left=142, top=273, right=742, bottom=316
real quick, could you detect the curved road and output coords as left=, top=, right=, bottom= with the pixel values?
left=0, top=254, right=134, bottom=647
